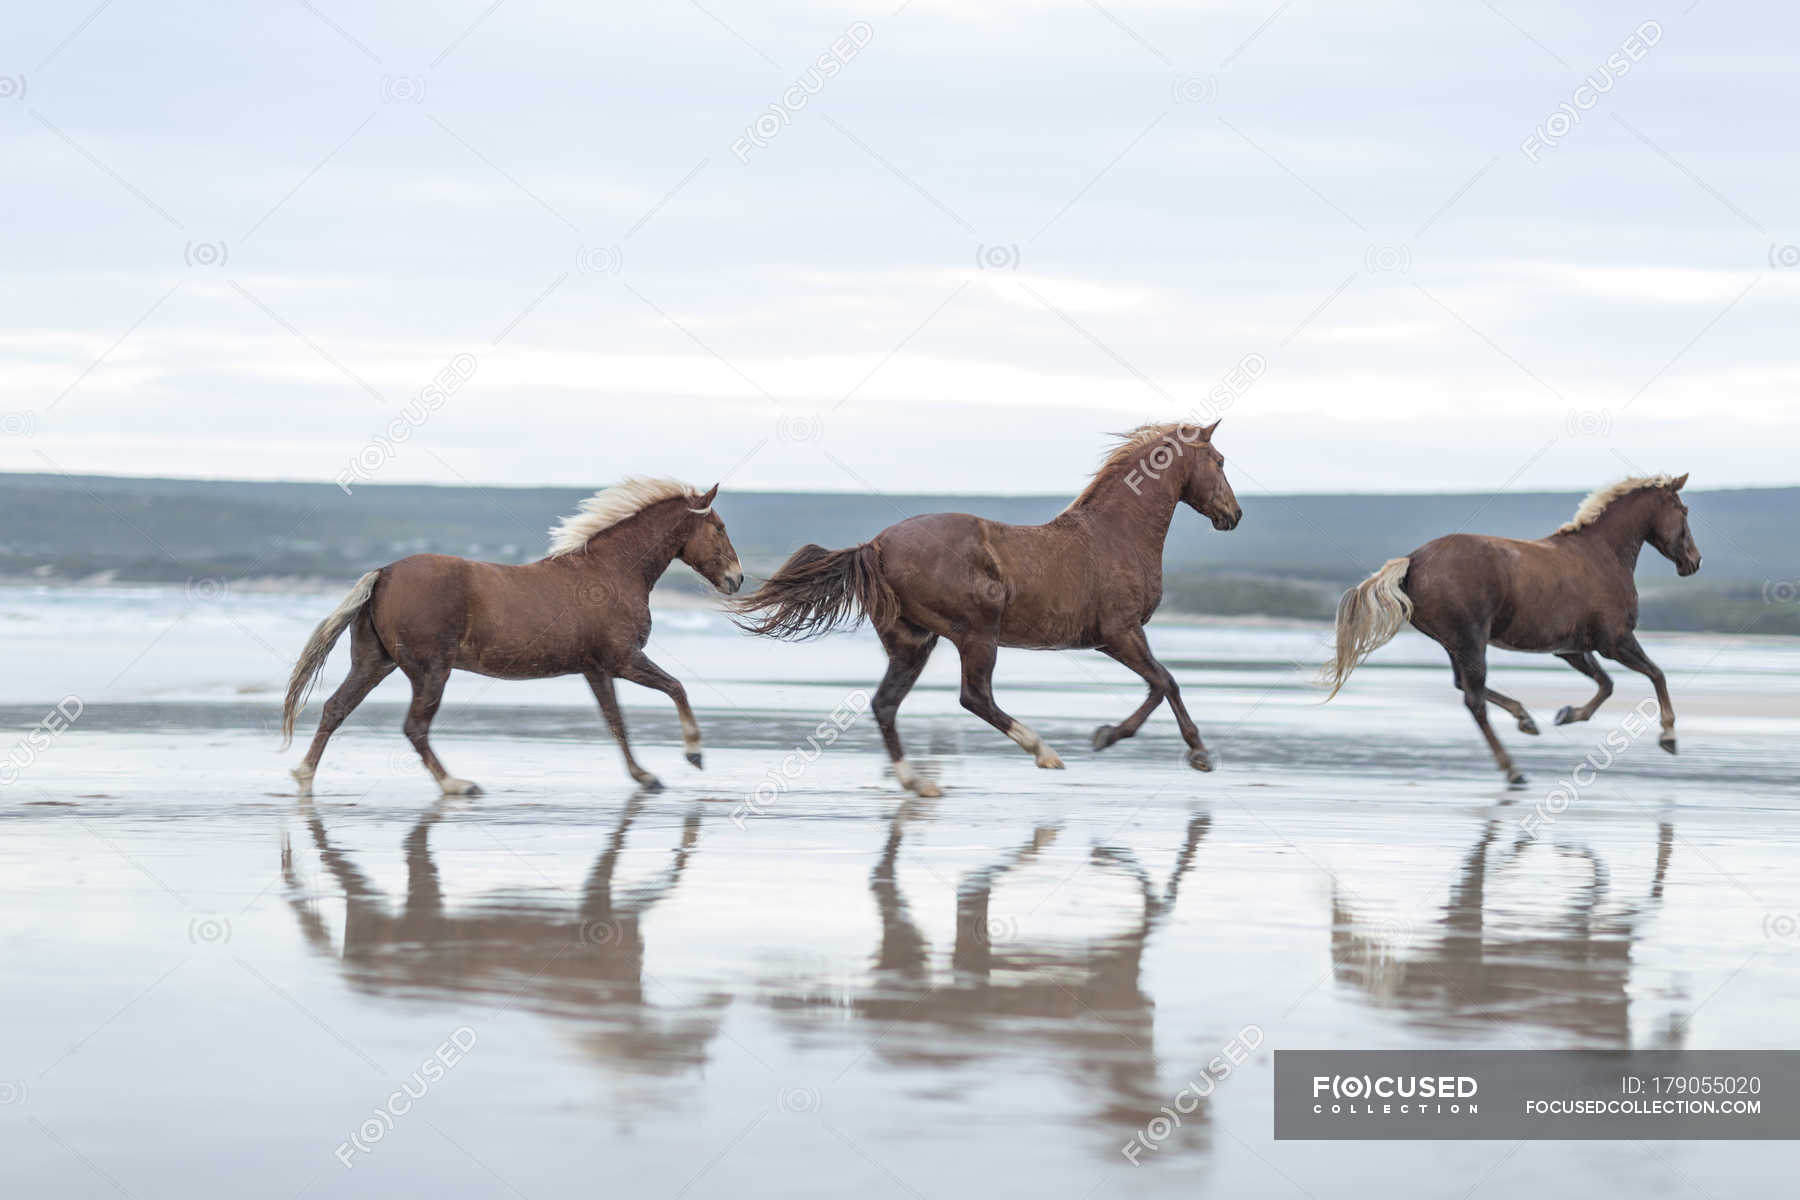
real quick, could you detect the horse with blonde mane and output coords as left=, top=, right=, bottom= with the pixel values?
left=282, top=479, right=742, bottom=795
left=1320, top=474, right=1701, bottom=784
left=731, top=421, right=1242, bottom=796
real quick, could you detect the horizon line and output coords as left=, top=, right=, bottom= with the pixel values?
left=0, top=467, right=1792, bottom=499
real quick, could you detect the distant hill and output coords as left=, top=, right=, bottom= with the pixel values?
left=1, top=472, right=1795, bottom=635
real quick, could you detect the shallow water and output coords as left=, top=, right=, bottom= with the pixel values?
left=2, top=588, right=1798, bottom=1196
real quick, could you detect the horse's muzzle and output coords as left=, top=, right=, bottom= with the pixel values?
left=1678, top=556, right=1701, bottom=577
left=720, top=568, right=745, bottom=594
left=1212, top=509, right=1243, bottom=531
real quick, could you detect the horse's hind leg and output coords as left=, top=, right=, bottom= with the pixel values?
left=951, top=636, right=1063, bottom=770
left=873, top=626, right=939, bottom=796
left=1482, top=686, right=1539, bottom=735
left=1449, top=644, right=1525, bottom=785
left=1606, top=634, right=1677, bottom=753
left=1093, top=626, right=1212, bottom=771
left=1449, top=654, right=1537, bottom=735
left=616, top=651, right=703, bottom=769
left=1552, top=651, right=1613, bottom=726
left=400, top=663, right=480, bottom=795
left=294, top=614, right=395, bottom=794
left=585, top=667, right=663, bottom=790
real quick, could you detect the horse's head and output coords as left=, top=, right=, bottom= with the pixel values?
left=680, top=484, right=744, bottom=594
left=1647, top=474, right=1701, bottom=576
left=1179, top=421, right=1242, bottom=531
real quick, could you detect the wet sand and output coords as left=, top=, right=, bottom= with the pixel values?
left=2, top=588, right=1799, bottom=1197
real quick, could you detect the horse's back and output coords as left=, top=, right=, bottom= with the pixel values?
left=874, top=513, right=1104, bottom=646
left=1405, top=534, right=1618, bottom=651
left=873, top=514, right=1005, bottom=631
left=373, top=554, right=625, bottom=674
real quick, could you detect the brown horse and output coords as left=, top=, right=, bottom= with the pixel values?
left=282, top=479, right=743, bottom=795
left=730, top=421, right=1242, bottom=796
left=1321, top=474, right=1700, bottom=784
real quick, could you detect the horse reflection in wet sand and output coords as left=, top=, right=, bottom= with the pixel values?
left=280, top=797, right=726, bottom=1073
left=733, top=422, right=1242, bottom=795
left=764, top=805, right=1217, bottom=1144
left=1332, top=819, right=1683, bottom=1046
left=282, top=479, right=743, bottom=795
left=1322, top=475, right=1701, bottom=784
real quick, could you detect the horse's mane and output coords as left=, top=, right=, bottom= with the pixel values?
left=1067, top=422, right=1194, bottom=508
left=1557, top=475, right=1678, bottom=533
left=546, top=477, right=704, bottom=556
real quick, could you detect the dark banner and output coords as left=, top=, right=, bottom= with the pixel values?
left=1275, top=1051, right=1800, bottom=1140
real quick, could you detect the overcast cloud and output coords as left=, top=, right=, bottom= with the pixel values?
left=1, top=0, right=1794, bottom=497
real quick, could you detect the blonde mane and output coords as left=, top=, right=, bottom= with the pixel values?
left=1067, top=422, right=1198, bottom=508
left=1558, top=474, right=1677, bottom=533
left=546, top=477, right=704, bottom=556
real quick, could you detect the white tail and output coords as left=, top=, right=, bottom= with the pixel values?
left=1319, top=557, right=1413, bottom=700
left=281, top=571, right=379, bottom=748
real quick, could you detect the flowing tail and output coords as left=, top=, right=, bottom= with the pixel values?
left=281, top=570, right=380, bottom=748
left=729, top=542, right=899, bottom=640
left=1319, top=557, right=1413, bottom=700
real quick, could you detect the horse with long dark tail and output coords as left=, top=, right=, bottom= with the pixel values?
left=732, top=421, right=1242, bottom=796
left=1321, top=474, right=1701, bottom=784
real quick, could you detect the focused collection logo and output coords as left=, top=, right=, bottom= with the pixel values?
left=1311, top=1073, right=1480, bottom=1116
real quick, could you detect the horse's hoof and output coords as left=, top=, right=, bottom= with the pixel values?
left=686, top=751, right=703, bottom=769
left=635, top=774, right=665, bottom=792
left=440, top=778, right=481, bottom=796
left=1091, top=725, right=1115, bottom=751
left=1659, top=734, right=1678, bottom=755
left=1518, top=716, right=1539, bottom=735
left=1506, top=771, right=1527, bottom=787
left=1186, top=748, right=1213, bottom=772
left=909, top=778, right=943, bottom=798
left=291, top=767, right=314, bottom=796
left=1553, top=705, right=1577, bottom=726
left=1036, top=750, right=1065, bottom=770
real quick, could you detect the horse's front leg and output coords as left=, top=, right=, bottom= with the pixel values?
left=1552, top=650, right=1615, bottom=726
left=617, top=651, right=704, bottom=769
left=584, top=667, right=663, bottom=790
left=1095, top=627, right=1211, bottom=771
left=1606, top=634, right=1678, bottom=753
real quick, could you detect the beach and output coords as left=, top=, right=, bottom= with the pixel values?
left=2, top=586, right=1798, bottom=1197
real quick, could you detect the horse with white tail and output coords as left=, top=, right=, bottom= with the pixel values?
left=282, top=479, right=742, bottom=795
left=1321, top=474, right=1701, bottom=785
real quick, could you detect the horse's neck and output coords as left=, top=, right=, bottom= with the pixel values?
left=1065, top=470, right=1181, bottom=562
left=1566, top=495, right=1653, bottom=571
left=574, top=503, right=689, bottom=588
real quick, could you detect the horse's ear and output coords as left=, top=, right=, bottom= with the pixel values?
left=697, top=482, right=720, bottom=507
left=1670, top=473, right=1689, bottom=492
left=1200, top=419, right=1221, bottom=441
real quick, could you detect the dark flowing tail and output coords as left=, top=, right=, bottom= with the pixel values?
left=281, top=570, right=380, bottom=748
left=729, top=542, right=898, bottom=640
left=1318, top=556, right=1413, bottom=701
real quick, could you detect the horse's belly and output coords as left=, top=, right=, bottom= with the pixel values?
left=453, top=651, right=569, bottom=680
left=1490, top=622, right=1582, bottom=655
left=1490, top=635, right=1553, bottom=654
left=995, top=602, right=1098, bottom=649
left=453, top=629, right=594, bottom=678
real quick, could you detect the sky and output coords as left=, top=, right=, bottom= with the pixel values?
left=1, top=0, right=1794, bottom=498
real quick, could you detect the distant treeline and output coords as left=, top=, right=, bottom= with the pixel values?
left=2, top=472, right=1795, bottom=635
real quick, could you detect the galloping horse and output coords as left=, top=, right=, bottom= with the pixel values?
left=1321, top=474, right=1700, bottom=784
left=282, top=479, right=743, bottom=794
left=731, top=421, right=1242, bottom=795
